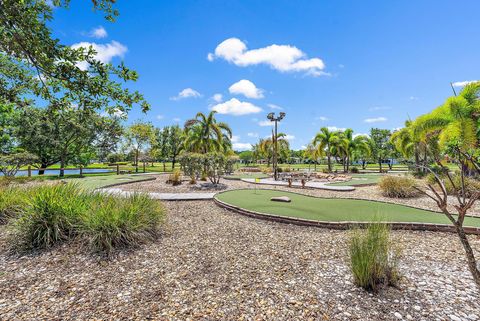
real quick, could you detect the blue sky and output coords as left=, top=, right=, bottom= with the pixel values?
left=51, top=0, right=480, bottom=150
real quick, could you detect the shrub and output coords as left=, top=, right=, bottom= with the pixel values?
left=81, top=193, right=165, bottom=255
left=167, top=169, right=182, bottom=185
left=0, top=186, right=29, bottom=224
left=349, top=222, right=401, bottom=292
left=10, top=184, right=90, bottom=251
left=378, top=176, right=418, bottom=198
left=350, top=167, right=359, bottom=173
left=322, top=168, right=330, bottom=173
left=426, top=173, right=480, bottom=197
left=0, top=152, right=38, bottom=177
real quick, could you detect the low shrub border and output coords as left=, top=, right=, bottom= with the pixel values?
left=213, top=189, right=480, bottom=235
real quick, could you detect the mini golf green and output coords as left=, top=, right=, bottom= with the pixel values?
left=215, top=189, right=480, bottom=227
left=224, top=173, right=269, bottom=180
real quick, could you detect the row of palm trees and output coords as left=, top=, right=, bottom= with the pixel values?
left=252, top=133, right=290, bottom=166
left=305, top=127, right=371, bottom=172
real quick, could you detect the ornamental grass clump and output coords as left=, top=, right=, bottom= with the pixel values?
left=0, top=186, right=29, bottom=224
left=349, top=222, right=401, bottom=292
left=10, top=184, right=91, bottom=252
left=378, top=175, right=418, bottom=198
left=81, top=192, right=165, bottom=255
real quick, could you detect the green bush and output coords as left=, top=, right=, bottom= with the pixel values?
left=350, top=167, right=359, bottom=173
left=349, top=222, right=401, bottom=292
left=426, top=173, right=480, bottom=197
left=7, top=184, right=165, bottom=255
left=167, top=169, right=182, bottom=185
left=378, top=176, right=418, bottom=198
left=0, top=186, right=28, bottom=224
left=10, top=184, right=90, bottom=251
left=81, top=193, right=164, bottom=255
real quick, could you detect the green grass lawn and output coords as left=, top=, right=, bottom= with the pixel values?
left=215, top=189, right=480, bottom=227
left=68, top=174, right=155, bottom=189
left=328, top=173, right=384, bottom=186
left=224, top=173, right=270, bottom=180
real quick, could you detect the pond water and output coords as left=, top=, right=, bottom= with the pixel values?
left=13, top=168, right=113, bottom=177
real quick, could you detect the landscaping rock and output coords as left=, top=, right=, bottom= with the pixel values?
left=270, top=196, right=291, bottom=202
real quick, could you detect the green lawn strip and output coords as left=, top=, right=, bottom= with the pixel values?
left=68, top=174, right=155, bottom=190
left=224, top=173, right=270, bottom=180
left=215, top=189, right=480, bottom=227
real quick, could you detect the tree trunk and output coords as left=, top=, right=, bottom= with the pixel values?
left=362, top=159, right=367, bottom=170
left=378, top=159, right=382, bottom=173
left=135, top=149, right=139, bottom=173
left=59, top=157, right=65, bottom=177
left=172, top=158, right=176, bottom=170
left=455, top=223, right=480, bottom=288
left=163, top=161, right=166, bottom=172
left=327, top=154, right=332, bottom=172
left=38, top=162, right=48, bottom=175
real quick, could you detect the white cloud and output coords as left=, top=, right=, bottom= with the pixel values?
left=156, top=114, right=164, bottom=120
left=90, top=26, right=108, bottom=39
left=268, top=103, right=283, bottom=110
left=452, top=80, right=479, bottom=87
left=229, top=79, right=264, bottom=99
left=71, top=40, right=127, bottom=70
left=300, top=145, right=307, bottom=150
left=368, top=106, right=391, bottom=111
left=211, top=98, right=262, bottom=116
left=316, top=116, right=328, bottom=121
left=284, top=134, right=295, bottom=141
left=327, top=126, right=346, bottom=132
left=353, top=133, right=369, bottom=138
left=364, top=117, right=387, bottom=123
left=173, top=117, right=182, bottom=123
left=232, top=143, right=252, bottom=150
left=231, top=135, right=240, bottom=143
left=170, top=88, right=202, bottom=101
left=212, top=93, right=223, bottom=102
left=258, top=120, right=273, bottom=127
left=247, top=132, right=259, bottom=138
left=409, top=96, right=419, bottom=101
left=208, top=37, right=327, bottom=76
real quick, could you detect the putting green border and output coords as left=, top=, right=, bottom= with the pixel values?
left=213, top=189, right=480, bottom=235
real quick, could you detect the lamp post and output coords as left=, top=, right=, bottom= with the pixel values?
left=267, top=112, right=286, bottom=180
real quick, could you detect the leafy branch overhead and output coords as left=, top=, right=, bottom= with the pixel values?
left=0, top=0, right=149, bottom=113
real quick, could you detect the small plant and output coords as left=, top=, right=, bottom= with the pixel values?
left=167, top=169, right=182, bottom=186
left=321, top=168, right=330, bottom=174
left=349, top=222, right=401, bottom=292
left=0, top=186, right=28, bottom=224
left=350, top=166, right=359, bottom=173
left=10, top=184, right=90, bottom=251
left=81, top=193, right=165, bottom=255
left=378, top=175, right=418, bottom=198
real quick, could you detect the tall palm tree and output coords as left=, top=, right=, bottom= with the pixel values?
left=313, top=127, right=339, bottom=172
left=341, top=129, right=370, bottom=172
left=184, top=111, right=232, bottom=153
left=303, top=143, right=324, bottom=171
left=258, top=133, right=290, bottom=167
left=412, top=82, right=479, bottom=173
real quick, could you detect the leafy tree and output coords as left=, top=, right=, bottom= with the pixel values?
left=313, top=127, right=340, bottom=172
left=14, top=106, right=110, bottom=176
left=125, top=121, right=155, bottom=171
left=258, top=133, right=290, bottom=166
left=0, top=0, right=149, bottom=113
left=239, top=150, right=254, bottom=165
left=340, top=129, right=370, bottom=172
left=167, top=125, right=184, bottom=169
left=0, top=151, right=37, bottom=176
left=303, top=143, right=324, bottom=171
left=369, top=128, right=393, bottom=172
left=0, top=102, right=15, bottom=153
left=94, top=117, right=123, bottom=162
left=184, top=111, right=232, bottom=153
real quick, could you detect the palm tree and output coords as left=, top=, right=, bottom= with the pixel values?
left=313, top=127, right=339, bottom=172
left=412, top=82, right=479, bottom=173
left=258, top=133, right=290, bottom=167
left=184, top=111, right=232, bottom=153
left=303, top=143, right=324, bottom=171
left=341, top=129, right=370, bottom=172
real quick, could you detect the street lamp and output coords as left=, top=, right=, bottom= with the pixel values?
left=267, top=112, right=286, bottom=180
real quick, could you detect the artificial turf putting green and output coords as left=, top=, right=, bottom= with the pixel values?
left=224, top=173, right=270, bottom=180
left=327, top=173, right=383, bottom=186
left=69, top=174, right=155, bottom=189
left=215, top=189, right=480, bottom=227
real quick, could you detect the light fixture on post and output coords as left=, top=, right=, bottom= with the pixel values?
left=267, top=112, right=286, bottom=180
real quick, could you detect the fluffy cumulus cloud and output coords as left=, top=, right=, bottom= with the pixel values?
left=212, top=93, right=223, bottom=102
left=71, top=40, right=127, bottom=70
left=284, top=134, right=295, bottom=141
left=364, top=117, right=387, bottom=123
left=211, top=98, right=262, bottom=116
left=327, top=126, right=346, bottom=132
left=452, top=80, right=479, bottom=87
left=170, top=88, right=202, bottom=101
left=228, top=79, right=264, bottom=99
left=232, top=143, right=253, bottom=151
left=231, top=135, right=240, bottom=143
left=90, top=26, right=108, bottom=39
left=247, top=132, right=259, bottom=138
left=208, top=38, right=327, bottom=76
